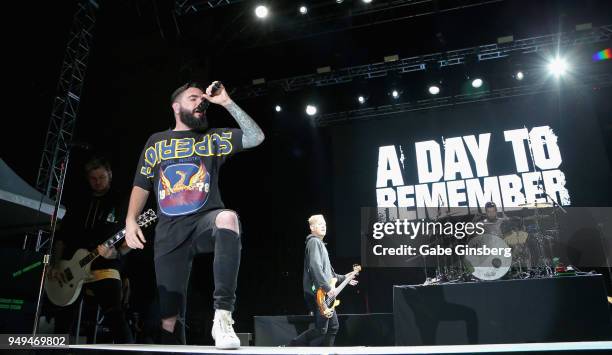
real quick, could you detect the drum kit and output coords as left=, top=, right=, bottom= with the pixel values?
left=500, top=201, right=561, bottom=279
left=425, top=201, right=563, bottom=284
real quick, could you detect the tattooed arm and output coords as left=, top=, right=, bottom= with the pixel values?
left=224, top=100, right=265, bottom=149
left=203, top=81, right=265, bottom=149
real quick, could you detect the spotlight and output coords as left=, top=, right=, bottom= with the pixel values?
left=428, top=85, right=440, bottom=95
left=471, top=78, right=483, bottom=88
left=548, top=57, right=568, bottom=77
left=391, top=90, right=399, bottom=99
left=275, top=105, right=282, bottom=112
left=255, top=5, right=269, bottom=18
left=336, top=0, right=344, bottom=3
left=305, top=105, right=318, bottom=116
left=362, top=0, right=373, bottom=3
left=515, top=71, right=524, bottom=81
left=299, top=6, right=307, bottom=14
left=358, top=95, right=365, bottom=104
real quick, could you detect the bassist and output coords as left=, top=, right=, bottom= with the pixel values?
left=290, top=214, right=358, bottom=347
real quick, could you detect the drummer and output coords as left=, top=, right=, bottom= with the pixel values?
left=474, top=201, right=510, bottom=236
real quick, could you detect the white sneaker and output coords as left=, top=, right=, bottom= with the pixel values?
left=212, top=309, right=241, bottom=349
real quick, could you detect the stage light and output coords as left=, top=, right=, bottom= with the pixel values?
left=255, top=5, right=269, bottom=19
left=548, top=57, right=568, bottom=77
left=305, top=105, right=318, bottom=116
left=515, top=71, right=524, bottom=80
left=358, top=95, right=365, bottom=104
left=391, top=90, right=399, bottom=99
left=428, top=85, right=440, bottom=95
left=497, top=35, right=514, bottom=44
left=471, top=78, right=483, bottom=88
left=336, top=0, right=344, bottom=3
left=362, top=0, right=373, bottom=3
left=299, top=6, right=307, bottom=14
left=384, top=54, right=399, bottom=62
left=275, top=105, right=282, bottom=112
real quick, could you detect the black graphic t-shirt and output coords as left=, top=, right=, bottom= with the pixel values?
left=133, top=128, right=243, bottom=225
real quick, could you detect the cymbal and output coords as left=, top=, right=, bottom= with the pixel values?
left=518, top=202, right=554, bottom=208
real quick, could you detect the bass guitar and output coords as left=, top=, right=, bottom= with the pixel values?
left=315, top=264, right=361, bottom=318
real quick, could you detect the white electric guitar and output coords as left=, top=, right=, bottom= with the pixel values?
left=45, top=209, right=157, bottom=306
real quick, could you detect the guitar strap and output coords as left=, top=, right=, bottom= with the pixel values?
left=88, top=269, right=121, bottom=282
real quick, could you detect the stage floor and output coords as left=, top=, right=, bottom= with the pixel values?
left=66, top=341, right=612, bottom=354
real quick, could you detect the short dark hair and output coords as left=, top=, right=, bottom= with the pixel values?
left=84, top=157, right=111, bottom=174
left=170, top=82, right=203, bottom=104
left=485, top=201, right=497, bottom=209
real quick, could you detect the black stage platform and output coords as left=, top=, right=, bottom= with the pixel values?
left=13, top=275, right=611, bottom=354
left=254, top=313, right=394, bottom=346
left=394, top=274, right=612, bottom=346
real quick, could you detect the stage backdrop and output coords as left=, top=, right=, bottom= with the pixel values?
left=329, top=91, right=612, bottom=258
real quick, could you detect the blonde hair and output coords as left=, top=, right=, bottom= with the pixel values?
left=308, top=214, right=324, bottom=226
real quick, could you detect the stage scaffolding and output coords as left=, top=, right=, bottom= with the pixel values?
left=35, top=0, right=98, bottom=199
left=175, top=0, right=244, bottom=15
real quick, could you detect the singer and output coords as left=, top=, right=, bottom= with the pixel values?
left=124, top=81, right=264, bottom=349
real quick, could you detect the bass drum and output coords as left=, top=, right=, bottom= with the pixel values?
left=464, top=234, right=511, bottom=281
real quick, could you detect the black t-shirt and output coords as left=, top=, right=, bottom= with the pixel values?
left=57, top=188, right=126, bottom=271
left=133, top=128, right=243, bottom=226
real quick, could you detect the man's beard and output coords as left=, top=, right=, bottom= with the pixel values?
left=179, top=107, right=208, bottom=131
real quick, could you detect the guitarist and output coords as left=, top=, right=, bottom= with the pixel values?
left=290, top=214, right=358, bottom=347
left=48, top=157, right=133, bottom=343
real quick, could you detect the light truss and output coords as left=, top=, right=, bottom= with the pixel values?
left=175, top=0, right=244, bottom=15
left=315, top=72, right=612, bottom=126
left=233, top=24, right=612, bottom=100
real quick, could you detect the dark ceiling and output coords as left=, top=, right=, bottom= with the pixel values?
left=6, top=0, right=612, bottom=185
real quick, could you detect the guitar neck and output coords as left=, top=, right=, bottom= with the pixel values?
left=334, top=273, right=354, bottom=296
left=79, top=228, right=126, bottom=267
left=103, top=229, right=127, bottom=249
left=332, top=266, right=361, bottom=297
left=76, top=209, right=156, bottom=269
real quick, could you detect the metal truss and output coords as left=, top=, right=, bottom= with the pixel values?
left=175, top=0, right=243, bottom=15
left=315, top=72, right=612, bottom=126
left=175, top=0, right=498, bottom=19
left=36, top=0, right=98, bottom=199
left=233, top=24, right=612, bottom=100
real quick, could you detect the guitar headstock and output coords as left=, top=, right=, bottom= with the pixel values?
left=352, top=264, right=362, bottom=273
left=137, top=209, right=158, bottom=228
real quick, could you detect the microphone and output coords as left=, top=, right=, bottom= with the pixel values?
left=195, top=81, right=223, bottom=113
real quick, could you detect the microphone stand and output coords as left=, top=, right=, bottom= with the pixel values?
left=524, top=126, right=567, bottom=215
left=525, top=128, right=558, bottom=277
left=32, top=147, right=72, bottom=335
